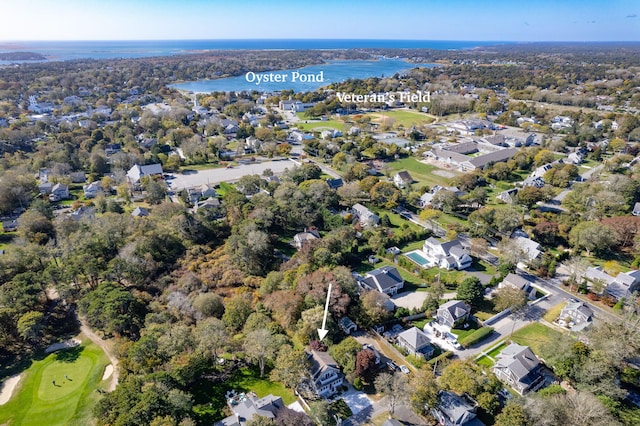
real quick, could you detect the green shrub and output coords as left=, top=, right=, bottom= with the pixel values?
left=458, top=326, right=494, bottom=348
left=427, top=350, right=453, bottom=366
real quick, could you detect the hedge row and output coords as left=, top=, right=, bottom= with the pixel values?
left=458, top=326, right=494, bottom=348
left=427, top=350, right=454, bottom=366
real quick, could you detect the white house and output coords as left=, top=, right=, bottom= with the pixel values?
left=352, top=203, right=380, bottom=228
left=83, top=181, right=103, bottom=199
left=421, top=237, right=472, bottom=270
left=49, top=183, right=70, bottom=202
left=359, top=265, right=404, bottom=296
left=393, top=171, right=414, bottom=188
left=293, top=228, right=321, bottom=249
left=127, top=163, right=164, bottom=185
left=307, top=350, right=344, bottom=398
left=557, top=299, right=593, bottom=331
left=585, top=267, right=640, bottom=300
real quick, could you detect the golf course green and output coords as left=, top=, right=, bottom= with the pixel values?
left=0, top=340, right=109, bottom=426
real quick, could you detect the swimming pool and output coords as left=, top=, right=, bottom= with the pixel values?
left=405, top=250, right=431, bottom=268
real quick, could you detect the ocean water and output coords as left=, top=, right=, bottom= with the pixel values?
left=0, top=39, right=501, bottom=62
left=171, top=58, right=439, bottom=93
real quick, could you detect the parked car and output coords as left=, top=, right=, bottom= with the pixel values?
left=387, top=361, right=399, bottom=371
left=400, top=365, right=410, bottom=374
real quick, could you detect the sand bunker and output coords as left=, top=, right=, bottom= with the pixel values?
left=45, top=338, right=81, bottom=354
left=0, top=374, right=21, bottom=405
left=102, top=364, right=113, bottom=381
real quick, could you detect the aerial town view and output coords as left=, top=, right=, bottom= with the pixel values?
left=1, top=1, right=640, bottom=425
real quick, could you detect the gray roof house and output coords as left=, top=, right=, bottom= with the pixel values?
left=393, top=171, right=414, bottom=188
left=131, top=207, right=150, bottom=217
left=511, top=237, right=542, bottom=262
left=293, top=228, right=321, bottom=249
left=83, top=181, right=103, bottom=199
left=49, top=183, right=70, bottom=202
left=432, top=391, right=483, bottom=426
left=126, top=163, right=164, bottom=185
left=352, top=203, right=380, bottom=228
left=307, top=350, right=344, bottom=398
left=557, top=299, right=593, bottom=331
left=585, top=267, right=640, bottom=300
left=437, top=300, right=471, bottom=329
left=215, top=393, right=285, bottom=426
left=396, top=326, right=434, bottom=359
left=493, top=343, right=544, bottom=395
left=422, top=237, right=472, bottom=270
left=499, top=273, right=537, bottom=300
left=360, top=265, right=404, bottom=296
left=338, top=316, right=357, bottom=334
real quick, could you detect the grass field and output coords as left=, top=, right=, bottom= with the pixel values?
left=368, top=110, right=436, bottom=128
left=510, top=322, right=564, bottom=360
left=295, top=119, right=346, bottom=132
left=387, top=157, right=459, bottom=188
left=0, top=342, right=109, bottom=426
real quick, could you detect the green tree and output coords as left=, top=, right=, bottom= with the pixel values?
left=17, top=310, right=44, bottom=343
left=269, top=344, right=309, bottom=389
left=493, top=286, right=528, bottom=312
left=195, top=317, right=228, bottom=361
left=243, top=328, right=277, bottom=377
left=409, top=369, right=439, bottom=415
left=328, top=337, right=361, bottom=374
left=495, top=402, right=531, bottom=426
left=456, top=277, right=484, bottom=306
left=569, top=221, right=617, bottom=256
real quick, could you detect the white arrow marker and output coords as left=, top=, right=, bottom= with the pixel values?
left=317, top=283, right=332, bottom=341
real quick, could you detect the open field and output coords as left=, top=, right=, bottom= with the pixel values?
left=387, top=157, right=459, bottom=188
left=368, top=110, right=436, bottom=127
left=510, top=322, right=564, bottom=361
left=0, top=342, right=109, bottom=426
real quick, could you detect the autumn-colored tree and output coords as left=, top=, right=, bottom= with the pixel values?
left=354, top=349, right=377, bottom=378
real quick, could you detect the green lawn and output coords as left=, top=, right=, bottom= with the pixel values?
left=510, top=323, right=565, bottom=360
left=0, top=342, right=109, bottom=426
left=386, top=157, right=459, bottom=188
left=366, top=110, right=435, bottom=128
left=476, top=355, right=494, bottom=367
left=542, top=302, right=564, bottom=323
left=295, top=119, right=347, bottom=132
left=486, top=342, right=508, bottom=359
left=191, top=366, right=296, bottom=424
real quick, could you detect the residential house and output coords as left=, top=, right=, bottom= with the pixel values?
left=49, top=183, right=70, bottom=202
left=127, top=163, right=164, bottom=186
left=69, top=206, right=95, bottom=221
left=497, top=188, right=518, bottom=204
left=131, top=207, right=150, bottom=217
left=104, top=144, right=122, bottom=156
left=338, top=317, right=357, bottom=334
left=83, top=181, right=103, bottom=199
left=38, top=182, right=54, bottom=195
left=194, top=197, right=221, bottom=212
left=493, top=343, right=544, bottom=395
left=432, top=391, right=482, bottom=426
left=393, top=171, right=414, bottom=188
left=279, top=99, right=315, bottom=112
left=567, top=151, right=584, bottom=165
left=499, top=273, right=537, bottom=300
left=421, top=237, right=472, bottom=270
left=215, top=393, right=285, bottom=426
left=585, top=267, right=640, bottom=300
left=2, top=219, right=18, bottom=232
left=437, top=300, right=471, bottom=329
left=326, top=178, right=344, bottom=190
left=293, top=228, right=321, bottom=249
left=359, top=265, right=404, bottom=296
left=352, top=203, right=380, bottom=228
left=69, top=171, right=87, bottom=183
left=511, top=236, right=542, bottom=262
left=419, top=186, right=467, bottom=209
left=396, top=326, right=434, bottom=359
left=557, top=299, right=593, bottom=331
left=307, top=350, right=344, bottom=398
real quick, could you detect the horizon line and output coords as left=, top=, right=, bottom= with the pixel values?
left=2, top=38, right=640, bottom=43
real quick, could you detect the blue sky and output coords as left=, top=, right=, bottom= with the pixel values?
left=1, top=0, right=638, bottom=41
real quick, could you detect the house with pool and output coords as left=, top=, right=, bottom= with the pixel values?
left=405, top=237, right=472, bottom=270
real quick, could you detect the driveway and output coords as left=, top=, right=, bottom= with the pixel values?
left=340, top=388, right=373, bottom=416
left=392, top=290, right=428, bottom=310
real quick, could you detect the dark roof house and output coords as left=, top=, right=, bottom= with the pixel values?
left=360, top=265, right=404, bottom=296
